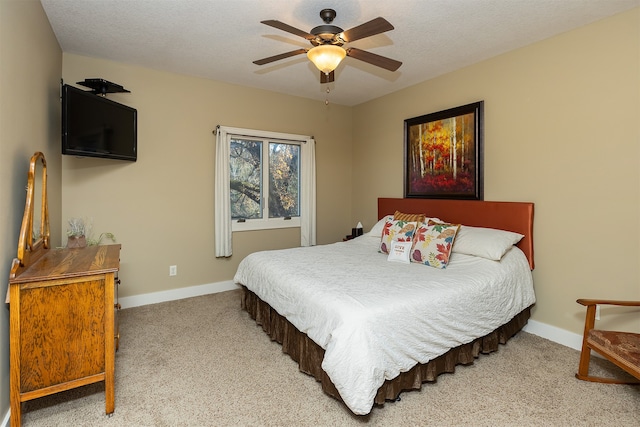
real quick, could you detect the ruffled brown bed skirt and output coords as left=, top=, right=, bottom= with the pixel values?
left=241, top=286, right=531, bottom=409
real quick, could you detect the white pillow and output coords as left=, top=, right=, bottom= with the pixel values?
left=452, top=225, right=524, bottom=261
left=387, top=240, right=412, bottom=264
left=368, top=215, right=393, bottom=237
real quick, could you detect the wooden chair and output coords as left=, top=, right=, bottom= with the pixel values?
left=575, top=299, right=640, bottom=384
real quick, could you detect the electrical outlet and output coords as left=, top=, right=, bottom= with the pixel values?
left=169, top=265, right=177, bottom=276
left=595, top=304, right=600, bottom=320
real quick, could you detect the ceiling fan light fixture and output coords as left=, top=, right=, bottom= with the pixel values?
left=307, top=44, right=346, bottom=74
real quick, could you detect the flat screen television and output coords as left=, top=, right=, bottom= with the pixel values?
left=62, top=84, right=137, bottom=161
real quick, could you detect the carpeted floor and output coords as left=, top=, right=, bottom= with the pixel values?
left=20, top=289, right=640, bottom=426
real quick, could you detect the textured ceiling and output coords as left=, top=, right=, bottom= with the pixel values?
left=40, top=0, right=639, bottom=106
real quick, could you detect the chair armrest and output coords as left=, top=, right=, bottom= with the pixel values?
left=577, top=299, right=640, bottom=307
left=576, top=298, right=640, bottom=334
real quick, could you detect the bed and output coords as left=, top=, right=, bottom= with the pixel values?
left=234, top=197, right=535, bottom=415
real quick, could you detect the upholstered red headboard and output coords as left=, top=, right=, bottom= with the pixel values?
left=378, top=198, right=535, bottom=270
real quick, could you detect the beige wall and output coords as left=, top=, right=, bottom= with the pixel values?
left=352, top=8, right=640, bottom=335
left=61, top=54, right=354, bottom=298
left=0, top=0, right=62, bottom=418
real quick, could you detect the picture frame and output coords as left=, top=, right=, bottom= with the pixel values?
left=404, top=101, right=484, bottom=200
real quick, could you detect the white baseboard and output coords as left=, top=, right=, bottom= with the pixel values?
left=522, top=319, right=583, bottom=351
left=118, top=280, right=239, bottom=309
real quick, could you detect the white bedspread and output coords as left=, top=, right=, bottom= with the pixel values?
left=233, top=234, right=535, bottom=415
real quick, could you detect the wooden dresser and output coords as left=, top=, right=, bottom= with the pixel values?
left=8, top=245, right=121, bottom=426
left=7, top=152, right=122, bottom=426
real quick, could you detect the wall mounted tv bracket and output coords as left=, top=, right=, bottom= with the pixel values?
left=77, top=78, right=131, bottom=96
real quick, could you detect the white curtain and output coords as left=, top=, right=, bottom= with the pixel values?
left=214, top=127, right=232, bottom=257
left=301, top=137, right=316, bottom=246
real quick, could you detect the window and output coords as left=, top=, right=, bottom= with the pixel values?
left=214, top=126, right=316, bottom=257
left=230, top=137, right=301, bottom=230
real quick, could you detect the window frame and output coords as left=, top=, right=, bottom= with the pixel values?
left=226, top=129, right=307, bottom=233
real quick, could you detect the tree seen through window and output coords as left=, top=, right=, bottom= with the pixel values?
left=230, top=138, right=299, bottom=220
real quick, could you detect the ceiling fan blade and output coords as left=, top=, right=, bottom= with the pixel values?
left=346, top=48, right=402, bottom=72
left=261, top=20, right=315, bottom=40
left=253, top=49, right=308, bottom=66
left=320, top=71, right=335, bottom=84
left=341, top=17, right=394, bottom=43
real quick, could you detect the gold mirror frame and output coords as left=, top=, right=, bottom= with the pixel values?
left=9, top=152, right=50, bottom=280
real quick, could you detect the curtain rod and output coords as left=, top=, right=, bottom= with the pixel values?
left=212, top=125, right=313, bottom=141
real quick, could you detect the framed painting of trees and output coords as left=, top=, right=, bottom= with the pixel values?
left=404, top=101, right=484, bottom=200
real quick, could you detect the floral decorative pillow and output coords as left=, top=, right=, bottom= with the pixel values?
left=368, top=215, right=394, bottom=237
left=410, top=221, right=460, bottom=268
left=379, top=219, right=418, bottom=254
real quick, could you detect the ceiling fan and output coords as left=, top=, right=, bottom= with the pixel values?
left=253, top=8, right=402, bottom=83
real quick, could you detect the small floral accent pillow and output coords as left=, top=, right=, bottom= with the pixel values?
left=379, top=219, right=418, bottom=254
left=410, top=221, right=460, bottom=268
